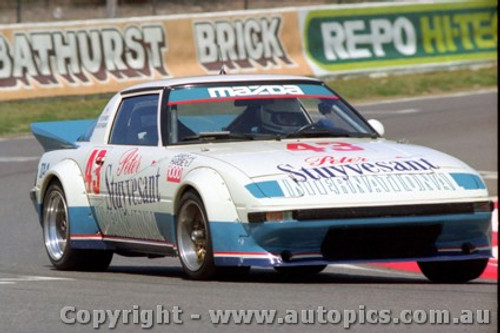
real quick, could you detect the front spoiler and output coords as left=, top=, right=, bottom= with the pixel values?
left=210, top=211, right=493, bottom=267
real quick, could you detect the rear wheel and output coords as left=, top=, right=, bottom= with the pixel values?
left=176, top=191, right=217, bottom=280
left=43, top=181, right=112, bottom=271
left=274, top=265, right=327, bottom=276
left=417, top=259, right=488, bottom=283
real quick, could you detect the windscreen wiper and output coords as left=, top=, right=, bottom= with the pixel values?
left=180, top=131, right=256, bottom=142
left=284, top=124, right=377, bottom=139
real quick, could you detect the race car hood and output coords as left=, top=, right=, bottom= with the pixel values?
left=193, top=138, right=488, bottom=205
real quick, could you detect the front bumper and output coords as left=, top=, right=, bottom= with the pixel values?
left=210, top=209, right=492, bottom=267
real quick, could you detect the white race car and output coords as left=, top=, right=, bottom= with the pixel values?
left=30, top=74, right=493, bottom=281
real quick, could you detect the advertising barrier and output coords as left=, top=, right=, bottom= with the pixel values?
left=299, top=0, right=497, bottom=76
left=0, top=0, right=496, bottom=100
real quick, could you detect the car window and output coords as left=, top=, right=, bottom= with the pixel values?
left=165, top=83, right=375, bottom=144
left=109, top=94, right=159, bottom=146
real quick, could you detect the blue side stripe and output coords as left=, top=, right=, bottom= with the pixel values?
left=450, top=173, right=486, bottom=190
left=70, top=207, right=101, bottom=234
left=246, top=181, right=284, bottom=198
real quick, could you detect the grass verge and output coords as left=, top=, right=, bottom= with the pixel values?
left=0, top=66, right=497, bottom=137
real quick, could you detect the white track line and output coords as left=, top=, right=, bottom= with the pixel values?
left=355, top=88, right=497, bottom=107
left=0, top=275, right=73, bottom=285
left=0, top=156, right=40, bottom=163
left=362, top=108, right=420, bottom=115
left=479, top=171, right=498, bottom=180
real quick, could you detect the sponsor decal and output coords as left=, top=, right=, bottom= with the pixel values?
left=166, top=154, right=196, bottom=183
left=84, top=149, right=107, bottom=194
left=167, top=84, right=336, bottom=104
left=277, top=157, right=440, bottom=182
left=0, top=25, right=167, bottom=88
left=194, top=16, right=293, bottom=72
left=38, top=162, right=50, bottom=179
left=116, top=148, right=142, bottom=177
left=302, top=2, right=497, bottom=71
left=208, top=84, right=304, bottom=98
left=93, top=206, right=162, bottom=240
left=287, top=142, right=364, bottom=152
left=167, top=166, right=183, bottom=183
left=95, top=115, right=110, bottom=129
left=104, top=164, right=160, bottom=210
left=278, top=172, right=457, bottom=197
left=304, top=155, right=367, bottom=166
left=170, top=153, right=196, bottom=167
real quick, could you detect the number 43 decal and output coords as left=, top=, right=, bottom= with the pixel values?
left=84, top=149, right=107, bottom=194
left=287, top=142, right=364, bottom=152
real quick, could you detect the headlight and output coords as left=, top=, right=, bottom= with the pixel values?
left=248, top=211, right=294, bottom=223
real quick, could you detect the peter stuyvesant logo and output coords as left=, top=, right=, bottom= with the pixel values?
left=0, top=25, right=167, bottom=87
left=194, top=16, right=294, bottom=72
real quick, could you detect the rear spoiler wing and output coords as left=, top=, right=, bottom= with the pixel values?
left=31, top=120, right=96, bottom=152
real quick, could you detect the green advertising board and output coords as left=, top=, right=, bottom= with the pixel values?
left=300, top=0, right=497, bottom=74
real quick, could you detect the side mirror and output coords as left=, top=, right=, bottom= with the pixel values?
left=368, top=119, right=385, bottom=137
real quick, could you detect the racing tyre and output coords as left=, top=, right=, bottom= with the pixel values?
left=43, top=181, right=113, bottom=271
left=176, top=191, right=217, bottom=280
left=417, top=259, right=488, bottom=283
left=274, top=265, right=327, bottom=276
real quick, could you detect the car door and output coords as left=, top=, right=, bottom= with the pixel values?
left=87, top=91, right=169, bottom=243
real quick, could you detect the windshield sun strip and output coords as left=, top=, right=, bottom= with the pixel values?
left=167, top=94, right=339, bottom=106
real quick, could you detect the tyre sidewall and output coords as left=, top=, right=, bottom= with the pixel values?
left=42, top=181, right=74, bottom=269
left=176, top=191, right=216, bottom=280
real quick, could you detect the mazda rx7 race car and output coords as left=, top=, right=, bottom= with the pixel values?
left=30, top=74, right=493, bottom=282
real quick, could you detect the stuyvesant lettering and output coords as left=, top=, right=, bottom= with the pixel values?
left=0, top=25, right=167, bottom=87
left=104, top=165, right=160, bottom=210
left=277, top=158, right=440, bottom=182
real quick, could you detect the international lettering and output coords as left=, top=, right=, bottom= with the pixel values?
left=279, top=173, right=457, bottom=197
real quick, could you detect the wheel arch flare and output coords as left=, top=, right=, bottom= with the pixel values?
left=39, top=159, right=102, bottom=238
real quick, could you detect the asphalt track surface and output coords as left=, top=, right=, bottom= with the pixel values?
left=0, top=90, right=497, bottom=332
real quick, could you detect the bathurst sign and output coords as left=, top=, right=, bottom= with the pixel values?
left=0, top=24, right=168, bottom=92
left=0, top=8, right=308, bottom=100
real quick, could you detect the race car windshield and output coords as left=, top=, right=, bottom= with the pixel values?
left=165, top=83, right=376, bottom=144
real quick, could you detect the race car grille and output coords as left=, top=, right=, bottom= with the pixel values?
left=321, top=224, right=442, bottom=260
left=293, top=201, right=493, bottom=221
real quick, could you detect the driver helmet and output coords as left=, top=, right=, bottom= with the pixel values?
left=260, top=99, right=308, bottom=134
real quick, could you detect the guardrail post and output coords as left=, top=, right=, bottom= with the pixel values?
left=107, top=0, right=117, bottom=18
left=16, top=0, right=22, bottom=23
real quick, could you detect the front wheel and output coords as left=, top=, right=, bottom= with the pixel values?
left=42, top=181, right=112, bottom=271
left=176, top=191, right=216, bottom=280
left=417, top=259, right=488, bottom=283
